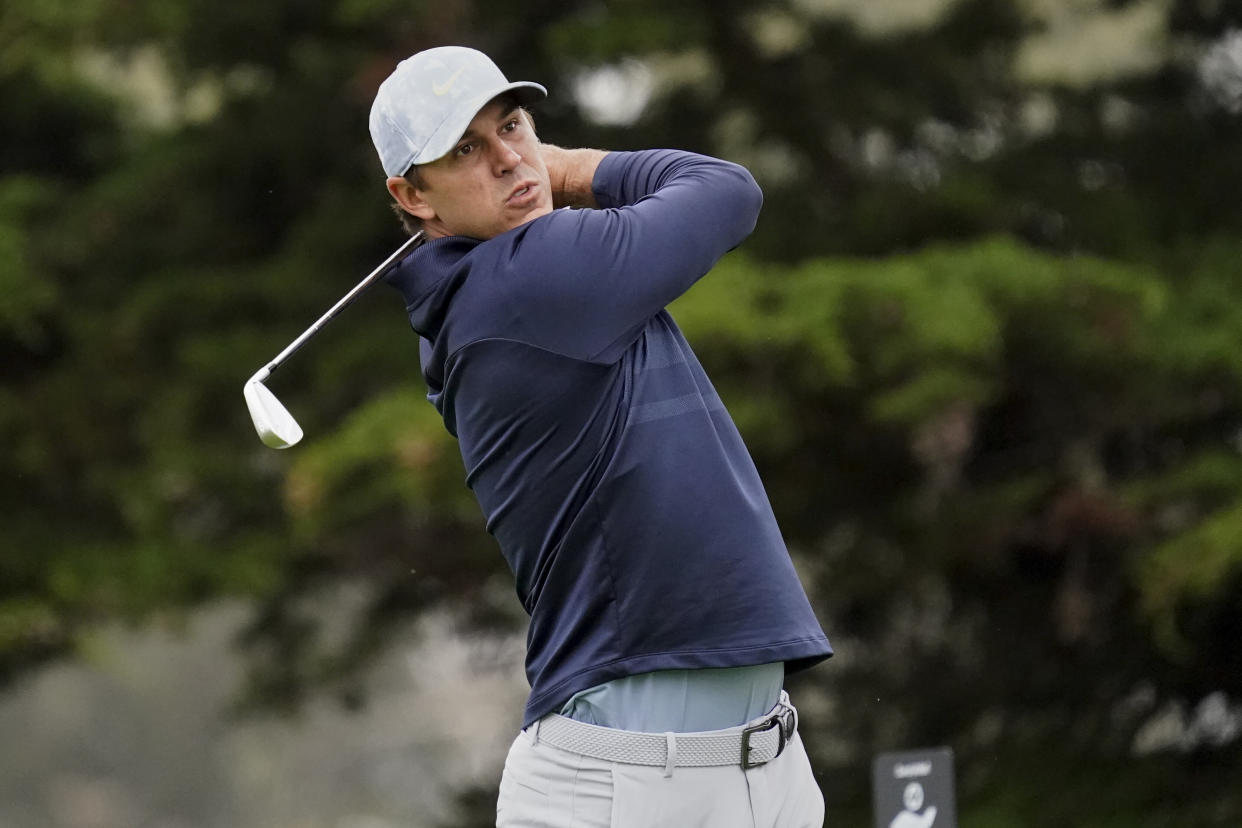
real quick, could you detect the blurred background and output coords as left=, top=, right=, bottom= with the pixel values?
left=3, top=0, right=1242, bottom=825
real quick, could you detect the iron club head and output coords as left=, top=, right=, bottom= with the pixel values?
left=244, top=373, right=304, bottom=449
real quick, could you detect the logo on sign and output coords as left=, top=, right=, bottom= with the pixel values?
left=889, top=782, right=937, bottom=828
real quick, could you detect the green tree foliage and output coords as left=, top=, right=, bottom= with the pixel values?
left=3, top=0, right=1242, bottom=823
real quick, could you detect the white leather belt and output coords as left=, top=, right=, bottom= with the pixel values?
left=531, top=691, right=799, bottom=773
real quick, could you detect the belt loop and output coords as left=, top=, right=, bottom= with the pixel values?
left=663, top=732, right=677, bottom=778
left=532, top=718, right=542, bottom=746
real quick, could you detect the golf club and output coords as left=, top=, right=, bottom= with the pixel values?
left=244, top=231, right=425, bottom=449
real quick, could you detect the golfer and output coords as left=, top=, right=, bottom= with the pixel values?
left=369, top=46, right=832, bottom=827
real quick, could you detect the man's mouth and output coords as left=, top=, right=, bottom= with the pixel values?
left=507, top=182, right=538, bottom=206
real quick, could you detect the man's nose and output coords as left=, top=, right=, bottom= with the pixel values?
left=491, top=142, right=521, bottom=175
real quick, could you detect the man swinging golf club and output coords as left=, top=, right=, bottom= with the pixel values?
left=369, top=46, right=832, bottom=827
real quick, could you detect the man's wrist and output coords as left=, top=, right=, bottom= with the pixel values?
left=542, top=145, right=608, bottom=209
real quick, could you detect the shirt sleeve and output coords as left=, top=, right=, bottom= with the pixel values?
left=493, top=149, right=763, bottom=364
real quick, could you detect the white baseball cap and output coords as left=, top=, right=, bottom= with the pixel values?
left=369, top=46, right=547, bottom=178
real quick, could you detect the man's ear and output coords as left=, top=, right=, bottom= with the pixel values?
left=386, top=176, right=436, bottom=221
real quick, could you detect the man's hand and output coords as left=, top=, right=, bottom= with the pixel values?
left=540, top=144, right=608, bottom=209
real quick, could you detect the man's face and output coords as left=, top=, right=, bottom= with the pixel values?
left=388, top=97, right=553, bottom=240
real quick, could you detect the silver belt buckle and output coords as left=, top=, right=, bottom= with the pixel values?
left=740, top=705, right=796, bottom=770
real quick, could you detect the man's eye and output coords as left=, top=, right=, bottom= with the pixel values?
left=502, top=119, right=519, bottom=132
left=455, top=143, right=474, bottom=157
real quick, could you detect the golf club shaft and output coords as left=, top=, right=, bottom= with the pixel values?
left=251, top=232, right=425, bottom=384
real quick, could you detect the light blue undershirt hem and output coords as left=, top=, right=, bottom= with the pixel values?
left=558, top=662, right=785, bottom=733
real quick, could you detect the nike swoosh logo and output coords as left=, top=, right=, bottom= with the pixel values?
left=433, top=67, right=465, bottom=96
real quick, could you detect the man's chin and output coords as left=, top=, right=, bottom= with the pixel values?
left=502, top=204, right=554, bottom=235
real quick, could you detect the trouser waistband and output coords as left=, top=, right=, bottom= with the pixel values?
left=529, top=690, right=799, bottom=775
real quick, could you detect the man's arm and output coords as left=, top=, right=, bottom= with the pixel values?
left=540, top=144, right=608, bottom=209
left=490, top=149, right=763, bottom=364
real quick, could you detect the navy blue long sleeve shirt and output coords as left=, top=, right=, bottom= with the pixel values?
left=386, top=150, right=831, bottom=726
